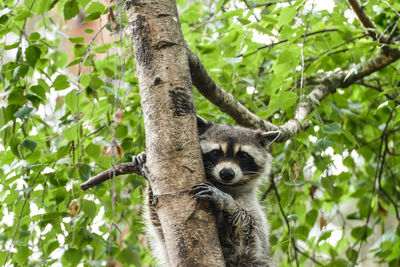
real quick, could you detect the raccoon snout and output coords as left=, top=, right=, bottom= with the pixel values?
left=219, top=168, right=235, bottom=181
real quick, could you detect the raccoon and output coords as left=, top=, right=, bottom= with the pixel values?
left=143, top=116, right=279, bottom=267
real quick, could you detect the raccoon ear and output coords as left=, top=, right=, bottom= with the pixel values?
left=258, top=130, right=281, bottom=147
left=197, top=115, right=213, bottom=135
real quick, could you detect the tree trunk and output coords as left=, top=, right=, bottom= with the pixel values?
left=125, top=0, right=225, bottom=266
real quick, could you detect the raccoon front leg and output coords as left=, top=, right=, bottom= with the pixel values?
left=190, top=182, right=254, bottom=234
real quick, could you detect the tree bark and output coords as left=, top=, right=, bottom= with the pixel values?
left=125, top=0, right=225, bottom=266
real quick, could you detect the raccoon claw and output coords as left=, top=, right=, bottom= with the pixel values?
left=190, top=182, right=234, bottom=212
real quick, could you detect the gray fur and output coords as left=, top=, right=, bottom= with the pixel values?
left=192, top=121, right=277, bottom=267
left=144, top=119, right=278, bottom=266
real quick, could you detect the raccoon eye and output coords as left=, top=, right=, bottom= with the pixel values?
left=210, top=149, right=221, bottom=157
left=237, top=151, right=250, bottom=160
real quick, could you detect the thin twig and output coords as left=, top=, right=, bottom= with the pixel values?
left=294, top=246, right=323, bottom=266
left=3, top=165, right=48, bottom=266
left=352, top=109, right=395, bottom=265
left=237, top=28, right=338, bottom=58
left=380, top=0, right=400, bottom=18
left=271, top=179, right=299, bottom=267
left=355, top=81, right=400, bottom=104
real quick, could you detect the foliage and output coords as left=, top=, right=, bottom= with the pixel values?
left=0, top=0, right=399, bottom=266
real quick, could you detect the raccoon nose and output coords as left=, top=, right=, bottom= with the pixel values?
left=219, top=168, right=235, bottom=181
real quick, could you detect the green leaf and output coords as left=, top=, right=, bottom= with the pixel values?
left=63, top=124, right=78, bottom=141
left=46, top=241, right=59, bottom=255
left=82, top=12, right=101, bottom=23
left=85, top=2, right=106, bottom=14
left=103, top=67, right=114, bottom=77
left=26, top=93, right=41, bottom=107
left=52, top=75, right=70, bottom=90
left=305, top=209, right=318, bottom=226
left=21, top=139, right=37, bottom=152
left=85, top=143, right=101, bottom=159
left=14, top=106, right=33, bottom=119
left=326, top=259, right=351, bottom=267
left=77, top=0, right=91, bottom=8
left=345, top=247, right=357, bottom=262
left=14, top=246, right=30, bottom=265
left=79, top=164, right=91, bottom=181
left=288, top=214, right=299, bottom=222
left=64, top=0, right=79, bottom=20
left=14, top=6, right=33, bottom=21
left=65, top=90, right=82, bottom=113
left=5, top=42, right=20, bottom=50
left=82, top=199, right=97, bottom=220
left=89, top=75, right=104, bottom=89
left=62, top=248, right=82, bottom=266
left=29, top=32, right=41, bottom=42
left=8, top=89, right=26, bottom=105
left=343, top=129, right=358, bottom=146
left=50, top=187, right=68, bottom=204
left=25, top=0, right=52, bottom=15
left=30, top=85, right=46, bottom=99
left=278, top=6, right=296, bottom=27
left=25, top=45, right=41, bottom=67
left=322, top=123, right=342, bottom=134
left=38, top=79, right=50, bottom=93
left=351, top=226, right=372, bottom=240
left=265, top=91, right=296, bottom=118
left=115, top=124, right=128, bottom=138
left=67, top=58, right=83, bottom=67
left=315, top=137, right=334, bottom=151
left=69, top=36, right=85, bottom=43
left=318, top=230, right=333, bottom=242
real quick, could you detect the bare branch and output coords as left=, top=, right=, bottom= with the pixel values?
left=188, top=47, right=400, bottom=142
left=348, top=0, right=378, bottom=37
left=238, top=28, right=338, bottom=58
left=80, top=152, right=146, bottom=191
left=281, top=48, right=400, bottom=137
left=187, top=49, right=279, bottom=132
left=348, top=0, right=391, bottom=42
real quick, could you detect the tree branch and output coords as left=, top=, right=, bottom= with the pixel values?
left=187, top=49, right=280, bottom=132
left=348, top=0, right=393, bottom=43
left=85, top=48, right=400, bottom=191
left=80, top=152, right=146, bottom=191
left=281, top=48, right=400, bottom=137
left=188, top=47, right=400, bottom=142
left=348, top=0, right=378, bottom=39
left=237, top=28, right=338, bottom=58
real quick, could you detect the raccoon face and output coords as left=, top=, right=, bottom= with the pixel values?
left=197, top=116, right=280, bottom=186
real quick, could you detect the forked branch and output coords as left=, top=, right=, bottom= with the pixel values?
left=187, top=47, right=400, bottom=142
left=82, top=48, right=400, bottom=191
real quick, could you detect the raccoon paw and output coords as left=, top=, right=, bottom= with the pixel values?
left=190, top=182, right=236, bottom=213
left=133, top=152, right=147, bottom=176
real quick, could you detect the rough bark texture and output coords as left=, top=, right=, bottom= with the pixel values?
left=125, top=0, right=224, bottom=266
